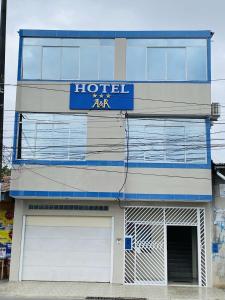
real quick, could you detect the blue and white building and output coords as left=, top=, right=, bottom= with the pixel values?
left=9, top=30, right=215, bottom=286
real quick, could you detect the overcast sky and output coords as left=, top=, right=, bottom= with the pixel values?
left=4, top=0, right=225, bottom=162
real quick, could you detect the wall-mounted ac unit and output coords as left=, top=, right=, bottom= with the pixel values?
left=211, top=102, right=220, bottom=120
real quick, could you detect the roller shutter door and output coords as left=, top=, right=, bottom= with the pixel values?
left=21, top=216, right=112, bottom=282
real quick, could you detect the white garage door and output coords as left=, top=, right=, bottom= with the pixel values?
left=21, top=216, right=112, bottom=282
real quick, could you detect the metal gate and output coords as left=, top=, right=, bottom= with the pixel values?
left=124, top=207, right=207, bottom=286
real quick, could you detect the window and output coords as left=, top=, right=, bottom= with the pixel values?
left=126, top=39, right=207, bottom=81
left=22, top=38, right=114, bottom=80
left=18, top=113, right=87, bottom=160
left=22, top=46, right=42, bottom=79
left=128, top=118, right=207, bottom=164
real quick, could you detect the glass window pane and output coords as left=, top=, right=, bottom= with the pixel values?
left=42, top=47, right=61, bottom=80
left=69, top=121, right=86, bottom=160
left=147, top=48, right=166, bottom=80
left=167, top=39, right=207, bottom=47
left=167, top=48, right=186, bottom=80
left=128, top=119, right=145, bottom=161
left=187, top=47, right=207, bottom=80
left=165, top=126, right=185, bottom=162
left=126, top=47, right=146, bottom=80
left=23, top=38, right=61, bottom=46
left=35, top=123, right=53, bottom=159
left=61, top=47, right=79, bottom=79
left=144, top=125, right=165, bottom=161
left=99, top=46, right=114, bottom=80
left=22, top=46, right=42, bottom=79
left=100, top=39, right=114, bottom=46
left=80, top=46, right=98, bottom=79
left=21, top=117, right=36, bottom=159
left=127, top=39, right=167, bottom=47
left=79, top=39, right=100, bottom=46
left=128, top=118, right=207, bottom=164
left=186, top=120, right=207, bottom=163
left=52, top=123, right=70, bottom=159
left=20, top=113, right=87, bottom=160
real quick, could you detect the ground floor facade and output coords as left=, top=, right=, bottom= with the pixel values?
left=9, top=199, right=213, bottom=287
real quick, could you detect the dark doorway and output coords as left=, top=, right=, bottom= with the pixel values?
left=167, top=226, right=198, bottom=284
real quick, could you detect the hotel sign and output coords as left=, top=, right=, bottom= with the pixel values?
left=70, top=83, right=134, bottom=110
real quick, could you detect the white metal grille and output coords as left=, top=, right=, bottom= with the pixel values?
left=124, top=207, right=207, bottom=286
left=165, top=208, right=198, bottom=225
left=198, top=208, right=207, bottom=286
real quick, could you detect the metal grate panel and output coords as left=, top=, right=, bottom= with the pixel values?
left=199, top=208, right=207, bottom=286
left=165, top=208, right=198, bottom=225
left=125, top=207, right=207, bottom=286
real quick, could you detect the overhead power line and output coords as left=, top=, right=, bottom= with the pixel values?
left=1, top=82, right=225, bottom=108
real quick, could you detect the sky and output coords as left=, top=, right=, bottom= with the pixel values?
left=3, top=0, right=225, bottom=162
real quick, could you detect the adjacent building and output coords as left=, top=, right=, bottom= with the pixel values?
left=0, top=176, right=14, bottom=279
left=10, top=30, right=214, bottom=286
left=212, top=164, right=225, bottom=288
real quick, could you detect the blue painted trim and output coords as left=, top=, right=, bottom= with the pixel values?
left=124, top=193, right=212, bottom=201
left=126, top=162, right=211, bottom=169
left=13, top=159, right=125, bottom=167
left=207, top=38, right=211, bottom=82
left=206, top=117, right=211, bottom=166
left=19, top=30, right=213, bottom=39
left=12, top=159, right=210, bottom=169
left=17, top=37, right=23, bottom=81
left=10, top=190, right=212, bottom=202
left=18, top=79, right=210, bottom=84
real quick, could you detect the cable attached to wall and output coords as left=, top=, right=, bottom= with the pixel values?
left=116, top=112, right=129, bottom=209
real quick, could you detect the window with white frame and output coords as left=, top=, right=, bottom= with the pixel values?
left=22, top=38, right=114, bottom=80
left=18, top=113, right=87, bottom=160
left=126, top=39, right=207, bottom=81
left=128, top=118, right=207, bottom=164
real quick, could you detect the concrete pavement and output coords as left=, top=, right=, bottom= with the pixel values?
left=0, top=281, right=224, bottom=300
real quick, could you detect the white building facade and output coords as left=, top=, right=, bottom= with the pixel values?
left=10, top=30, right=214, bottom=286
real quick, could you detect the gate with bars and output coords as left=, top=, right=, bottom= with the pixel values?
left=124, top=207, right=207, bottom=286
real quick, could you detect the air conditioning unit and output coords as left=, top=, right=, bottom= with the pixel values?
left=211, top=102, right=220, bottom=120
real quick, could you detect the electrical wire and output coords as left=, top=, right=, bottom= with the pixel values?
left=1, top=82, right=225, bottom=108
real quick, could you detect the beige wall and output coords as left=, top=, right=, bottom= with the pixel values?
left=16, top=82, right=211, bottom=116
left=10, top=165, right=211, bottom=198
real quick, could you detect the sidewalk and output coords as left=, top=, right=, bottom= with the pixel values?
left=0, top=281, right=224, bottom=300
